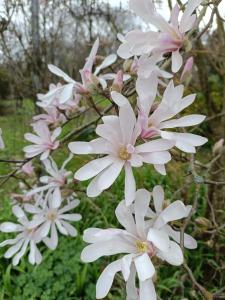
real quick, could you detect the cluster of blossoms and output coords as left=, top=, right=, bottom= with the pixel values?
left=0, top=0, right=208, bottom=298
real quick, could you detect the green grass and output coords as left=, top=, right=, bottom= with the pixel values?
left=0, top=99, right=224, bottom=299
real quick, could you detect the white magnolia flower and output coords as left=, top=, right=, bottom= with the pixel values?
left=81, top=188, right=195, bottom=299
left=0, top=206, right=42, bottom=266
left=32, top=106, right=67, bottom=127
left=26, top=155, right=73, bottom=207
left=23, top=122, right=61, bottom=160
left=25, top=192, right=81, bottom=250
left=118, top=0, right=203, bottom=72
left=0, top=128, right=5, bottom=149
left=42, top=38, right=118, bottom=106
left=146, top=185, right=197, bottom=250
left=138, top=80, right=208, bottom=153
left=69, top=93, right=174, bottom=205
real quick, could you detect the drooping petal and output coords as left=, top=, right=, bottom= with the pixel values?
left=152, top=185, right=164, bottom=213
left=160, top=240, right=183, bottom=266
left=134, top=189, right=151, bottom=239
left=96, top=259, right=122, bottom=299
left=139, top=278, right=157, bottom=300
left=115, top=200, right=137, bottom=235
left=172, top=49, right=183, bottom=73
left=124, top=164, right=136, bottom=206
left=134, top=253, right=155, bottom=281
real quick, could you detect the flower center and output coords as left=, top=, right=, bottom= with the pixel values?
left=47, top=211, right=57, bottom=221
left=118, top=146, right=131, bottom=161
left=136, top=241, right=149, bottom=253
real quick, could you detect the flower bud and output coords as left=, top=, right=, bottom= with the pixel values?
left=195, top=217, right=212, bottom=229
left=180, top=57, right=194, bottom=82
left=212, top=138, right=224, bottom=155
left=111, top=70, right=124, bottom=93
left=123, top=59, right=133, bottom=72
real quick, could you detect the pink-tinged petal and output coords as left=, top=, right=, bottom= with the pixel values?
left=83, top=38, right=99, bottom=73
left=24, top=133, right=42, bottom=144
left=180, top=57, right=194, bottom=82
left=43, top=223, right=58, bottom=250
left=75, top=156, right=113, bottom=181
left=172, top=49, right=183, bottom=73
left=134, top=189, right=151, bottom=239
left=96, top=259, right=122, bottom=299
left=119, top=103, right=136, bottom=145
left=28, top=216, right=46, bottom=229
left=141, top=151, right=171, bottom=164
left=40, top=150, right=50, bottom=161
left=96, top=123, right=120, bottom=144
left=159, top=114, right=206, bottom=129
left=115, top=201, right=137, bottom=235
left=153, top=185, right=164, bottom=213
left=48, top=64, right=75, bottom=83
left=164, top=225, right=197, bottom=249
left=51, top=127, right=62, bottom=140
left=147, top=228, right=170, bottom=252
left=170, top=4, right=180, bottom=28
left=180, top=0, right=203, bottom=33
left=160, top=241, right=183, bottom=266
left=136, top=139, right=174, bottom=153
left=154, top=164, right=166, bottom=175
left=124, top=164, right=136, bottom=206
left=111, top=91, right=130, bottom=107
left=81, top=238, right=136, bottom=263
left=139, top=278, right=157, bottom=300
left=97, top=160, right=124, bottom=191
left=68, top=141, right=93, bottom=154
left=134, top=253, right=155, bottom=281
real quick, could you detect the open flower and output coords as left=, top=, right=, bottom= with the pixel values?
left=138, top=80, right=207, bottom=153
left=69, top=93, right=174, bottom=205
left=0, top=128, right=5, bottom=149
left=32, top=106, right=67, bottom=128
left=118, top=0, right=203, bottom=72
left=26, top=155, right=73, bottom=207
left=0, top=206, right=42, bottom=266
left=23, top=123, right=61, bottom=160
left=21, top=161, right=35, bottom=176
left=81, top=188, right=194, bottom=299
left=25, top=192, right=81, bottom=250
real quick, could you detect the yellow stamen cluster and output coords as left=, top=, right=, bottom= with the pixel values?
left=118, top=146, right=131, bottom=161
left=136, top=240, right=148, bottom=253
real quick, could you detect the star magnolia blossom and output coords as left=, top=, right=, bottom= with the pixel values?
left=21, top=161, right=34, bottom=176
left=41, top=38, right=118, bottom=105
left=69, top=92, right=174, bottom=205
left=37, top=83, right=81, bottom=113
left=23, top=123, right=61, bottom=160
left=32, top=106, right=67, bottom=128
left=81, top=188, right=196, bottom=300
left=118, top=0, right=203, bottom=72
left=26, top=155, right=73, bottom=207
left=25, top=192, right=81, bottom=250
left=0, top=206, right=42, bottom=266
left=138, top=80, right=208, bottom=153
left=0, top=128, right=4, bottom=149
